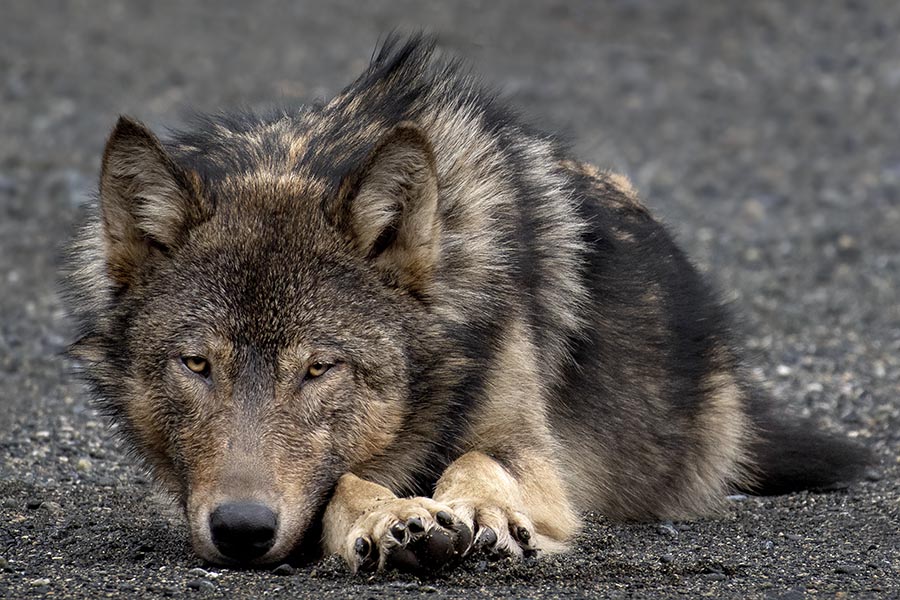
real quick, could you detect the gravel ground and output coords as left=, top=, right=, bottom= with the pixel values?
left=1, top=1, right=898, bottom=598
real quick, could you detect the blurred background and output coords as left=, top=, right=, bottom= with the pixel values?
left=1, top=1, right=897, bottom=597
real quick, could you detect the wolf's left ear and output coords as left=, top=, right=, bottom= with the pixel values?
left=342, top=122, right=441, bottom=293
left=99, top=116, right=211, bottom=286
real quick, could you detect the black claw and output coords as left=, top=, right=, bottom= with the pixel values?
left=354, top=537, right=377, bottom=571
left=454, top=520, right=474, bottom=556
left=407, top=517, right=425, bottom=534
left=436, top=510, right=454, bottom=528
left=516, top=526, right=531, bottom=545
left=390, top=521, right=408, bottom=542
left=477, top=527, right=498, bottom=549
left=354, top=536, right=370, bottom=557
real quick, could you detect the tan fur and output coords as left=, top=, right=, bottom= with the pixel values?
left=678, top=371, right=754, bottom=514
left=559, top=159, right=650, bottom=218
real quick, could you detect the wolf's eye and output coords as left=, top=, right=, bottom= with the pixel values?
left=181, top=356, right=211, bottom=379
left=305, top=362, right=332, bottom=380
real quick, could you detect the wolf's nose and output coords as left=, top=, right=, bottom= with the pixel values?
left=209, top=502, right=278, bottom=561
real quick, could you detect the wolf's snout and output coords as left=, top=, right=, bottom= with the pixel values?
left=209, top=502, right=278, bottom=562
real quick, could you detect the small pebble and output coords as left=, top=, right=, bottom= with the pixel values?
left=42, top=500, right=63, bottom=512
left=660, top=554, right=674, bottom=564
left=776, top=364, right=792, bottom=376
left=389, top=582, right=419, bottom=590
left=0, top=557, right=8, bottom=570
left=272, top=563, right=295, bottom=576
left=705, top=572, right=726, bottom=581
left=834, top=565, right=861, bottom=575
left=187, top=567, right=210, bottom=578
left=26, top=499, right=42, bottom=510
left=419, top=585, right=439, bottom=593
left=30, top=578, right=51, bottom=586
left=657, top=523, right=678, bottom=537
left=187, top=578, right=215, bottom=591
left=864, top=469, right=883, bottom=482
left=76, top=457, right=92, bottom=472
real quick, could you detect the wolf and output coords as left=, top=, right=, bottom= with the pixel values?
left=63, top=35, right=871, bottom=572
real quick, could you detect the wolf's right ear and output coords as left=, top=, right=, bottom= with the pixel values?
left=99, top=116, right=211, bottom=286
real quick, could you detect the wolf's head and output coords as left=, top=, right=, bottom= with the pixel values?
left=65, top=113, right=443, bottom=565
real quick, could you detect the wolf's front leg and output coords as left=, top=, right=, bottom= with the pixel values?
left=321, top=473, right=473, bottom=572
left=433, top=450, right=578, bottom=559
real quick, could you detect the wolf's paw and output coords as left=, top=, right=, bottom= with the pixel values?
left=344, top=497, right=473, bottom=573
left=444, top=500, right=549, bottom=560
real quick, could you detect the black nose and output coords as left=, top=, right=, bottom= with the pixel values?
left=209, top=502, right=278, bottom=562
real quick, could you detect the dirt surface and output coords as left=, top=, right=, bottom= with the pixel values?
left=1, top=1, right=898, bottom=598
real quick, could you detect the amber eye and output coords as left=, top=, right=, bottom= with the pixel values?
left=305, top=362, right=331, bottom=380
left=181, top=356, right=211, bottom=378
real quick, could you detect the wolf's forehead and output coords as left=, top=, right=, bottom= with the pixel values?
left=170, top=100, right=397, bottom=198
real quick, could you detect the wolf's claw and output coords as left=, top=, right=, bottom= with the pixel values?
left=436, top=510, right=454, bottom=527
left=475, top=526, right=497, bottom=549
left=515, top=525, right=531, bottom=544
left=406, top=516, right=424, bottom=534
left=354, top=537, right=376, bottom=571
left=389, top=521, right=408, bottom=543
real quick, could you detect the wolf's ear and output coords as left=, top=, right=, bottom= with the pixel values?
left=99, top=116, right=211, bottom=286
left=342, top=122, right=441, bottom=293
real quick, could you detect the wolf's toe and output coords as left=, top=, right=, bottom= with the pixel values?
left=512, top=523, right=534, bottom=550
left=474, top=525, right=497, bottom=550
left=435, top=510, right=454, bottom=528
left=389, top=521, right=409, bottom=544
left=406, top=516, right=425, bottom=534
left=466, top=506, right=536, bottom=559
left=354, top=536, right=377, bottom=571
